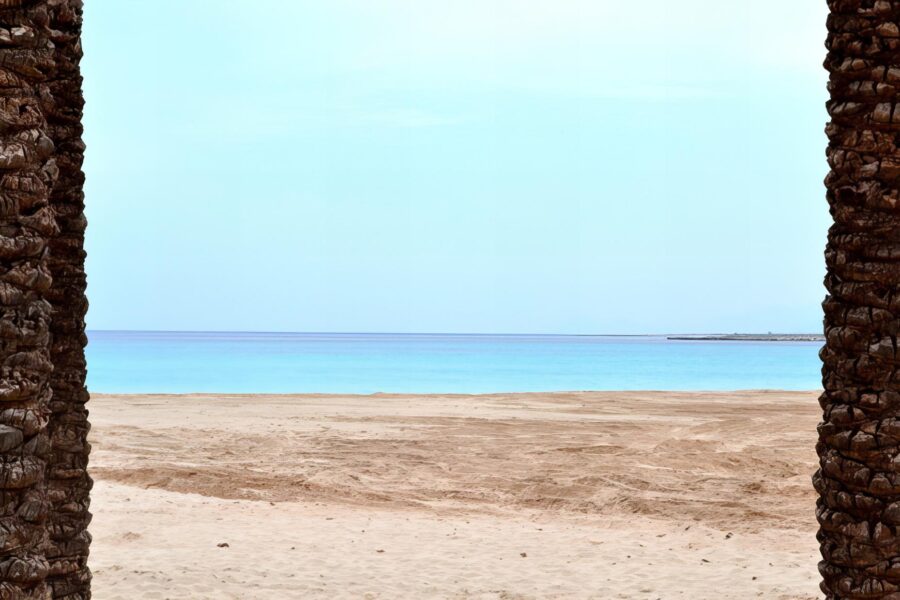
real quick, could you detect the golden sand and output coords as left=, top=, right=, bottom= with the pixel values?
left=88, top=391, right=821, bottom=599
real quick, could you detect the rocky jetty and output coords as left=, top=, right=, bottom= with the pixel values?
left=668, top=334, right=824, bottom=342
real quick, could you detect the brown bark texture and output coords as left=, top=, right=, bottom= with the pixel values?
left=0, top=1, right=88, bottom=598
left=42, top=1, right=88, bottom=598
left=819, top=1, right=900, bottom=598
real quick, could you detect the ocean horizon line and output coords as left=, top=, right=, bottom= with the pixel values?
left=86, top=329, right=823, bottom=338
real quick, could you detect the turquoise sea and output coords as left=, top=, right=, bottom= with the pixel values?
left=84, top=331, right=823, bottom=394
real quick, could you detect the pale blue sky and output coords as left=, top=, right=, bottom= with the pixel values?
left=83, top=1, right=830, bottom=334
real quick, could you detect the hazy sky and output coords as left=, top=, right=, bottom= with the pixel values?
left=83, top=1, right=830, bottom=334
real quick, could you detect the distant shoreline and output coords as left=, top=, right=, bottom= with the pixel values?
left=668, top=334, right=824, bottom=342
left=86, top=330, right=825, bottom=340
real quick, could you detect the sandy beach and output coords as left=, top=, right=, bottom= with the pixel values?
left=87, top=391, right=822, bottom=599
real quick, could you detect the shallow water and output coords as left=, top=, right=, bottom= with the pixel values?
left=84, top=331, right=822, bottom=394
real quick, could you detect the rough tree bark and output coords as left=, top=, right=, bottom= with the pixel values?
left=43, top=1, right=89, bottom=598
left=0, top=1, right=61, bottom=598
left=0, top=1, right=88, bottom=598
left=819, top=1, right=900, bottom=597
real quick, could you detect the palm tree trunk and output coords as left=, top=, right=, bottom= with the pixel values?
left=43, top=2, right=90, bottom=598
left=819, top=1, right=900, bottom=597
left=0, top=2, right=62, bottom=598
